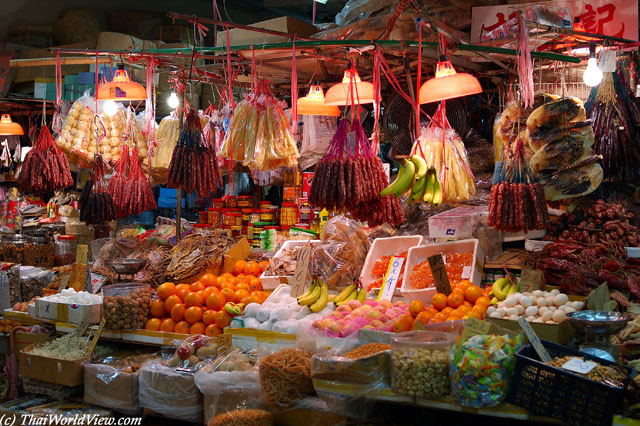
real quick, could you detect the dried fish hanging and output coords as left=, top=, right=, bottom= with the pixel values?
left=80, top=156, right=115, bottom=225
left=488, top=139, right=549, bottom=233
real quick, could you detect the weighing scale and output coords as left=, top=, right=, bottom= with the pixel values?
left=566, top=311, right=629, bottom=362
left=106, top=258, right=147, bottom=282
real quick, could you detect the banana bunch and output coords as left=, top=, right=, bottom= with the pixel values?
left=490, top=277, right=518, bottom=304
left=380, top=156, right=443, bottom=207
left=333, top=284, right=366, bottom=306
left=297, top=279, right=329, bottom=313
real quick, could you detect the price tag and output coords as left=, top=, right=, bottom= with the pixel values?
left=290, top=245, right=312, bottom=297
left=216, top=333, right=232, bottom=355
left=377, top=256, right=404, bottom=302
left=74, top=315, right=91, bottom=336
left=86, top=317, right=106, bottom=357
left=75, top=244, right=88, bottom=264
left=461, top=266, right=471, bottom=280
left=88, top=273, right=108, bottom=294
left=427, top=254, right=452, bottom=295
left=561, top=358, right=597, bottom=374
left=598, top=50, right=616, bottom=73
left=517, top=317, right=552, bottom=363
left=461, top=317, right=492, bottom=341
left=69, top=244, right=89, bottom=291
left=57, top=276, right=70, bottom=293
left=519, top=269, right=542, bottom=293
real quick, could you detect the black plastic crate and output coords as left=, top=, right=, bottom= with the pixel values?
left=509, top=340, right=633, bottom=426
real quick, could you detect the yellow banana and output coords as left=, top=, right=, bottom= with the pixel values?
left=423, top=169, right=435, bottom=204
left=296, top=281, right=317, bottom=303
left=432, top=174, right=443, bottom=207
left=411, top=155, right=428, bottom=180
left=335, top=289, right=357, bottom=306
left=393, top=159, right=416, bottom=197
left=410, top=175, right=427, bottom=204
left=298, top=284, right=321, bottom=306
left=381, top=161, right=409, bottom=197
left=334, top=284, right=356, bottom=304
left=356, top=288, right=366, bottom=303
left=310, top=283, right=329, bottom=313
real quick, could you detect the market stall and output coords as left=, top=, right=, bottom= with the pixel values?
left=1, top=0, right=640, bottom=424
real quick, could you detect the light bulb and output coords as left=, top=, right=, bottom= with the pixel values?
left=583, top=57, right=603, bottom=87
left=167, top=92, right=179, bottom=109
left=103, top=100, right=118, bottom=116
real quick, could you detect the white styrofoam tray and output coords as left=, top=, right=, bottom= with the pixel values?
left=259, top=240, right=321, bottom=290
left=401, top=239, right=485, bottom=305
left=427, top=206, right=488, bottom=239
left=359, top=236, right=423, bottom=295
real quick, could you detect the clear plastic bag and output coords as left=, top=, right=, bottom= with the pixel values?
left=55, top=92, right=96, bottom=156
left=208, top=408, right=273, bottom=426
left=19, top=266, right=55, bottom=301
left=138, top=357, right=203, bottom=423
left=335, top=0, right=391, bottom=26
left=165, top=335, right=217, bottom=372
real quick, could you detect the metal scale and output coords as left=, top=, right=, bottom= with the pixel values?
left=566, top=311, right=629, bottom=362
left=106, top=259, right=147, bottom=282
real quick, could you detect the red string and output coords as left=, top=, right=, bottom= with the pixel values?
left=372, top=51, right=381, bottom=153
left=291, top=36, right=298, bottom=138
left=226, top=23, right=235, bottom=195
left=416, top=24, right=422, bottom=141
left=251, top=46, right=256, bottom=91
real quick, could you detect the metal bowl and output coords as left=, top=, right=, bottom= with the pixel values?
left=107, top=259, right=147, bottom=274
left=566, top=310, right=629, bottom=335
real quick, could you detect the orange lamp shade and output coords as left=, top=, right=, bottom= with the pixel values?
left=419, top=60, right=482, bottom=104
left=297, top=85, right=340, bottom=116
left=97, top=67, right=147, bottom=101
left=0, top=114, right=24, bottom=136
left=324, top=68, right=375, bottom=106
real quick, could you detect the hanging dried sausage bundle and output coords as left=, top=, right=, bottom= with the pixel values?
left=309, top=119, right=404, bottom=227
left=80, top=156, right=115, bottom=225
left=167, top=108, right=223, bottom=194
left=107, top=145, right=156, bottom=216
left=18, top=125, right=73, bottom=194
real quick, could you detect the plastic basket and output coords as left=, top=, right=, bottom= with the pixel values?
left=509, top=340, right=632, bottom=426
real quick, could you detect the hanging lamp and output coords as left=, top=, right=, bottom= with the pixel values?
left=418, top=56, right=482, bottom=104
left=297, top=85, right=340, bottom=116
left=0, top=114, right=24, bottom=136
left=97, top=64, right=147, bottom=101
left=324, top=65, right=375, bottom=106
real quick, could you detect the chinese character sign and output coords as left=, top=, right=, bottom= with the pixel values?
left=472, top=0, right=637, bottom=42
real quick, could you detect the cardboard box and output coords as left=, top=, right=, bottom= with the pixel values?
left=19, top=339, right=87, bottom=386
left=487, top=317, right=575, bottom=344
left=215, top=16, right=317, bottom=47
left=12, top=330, right=50, bottom=354
left=34, top=298, right=102, bottom=324
left=34, top=82, right=56, bottom=100
left=84, top=362, right=141, bottom=414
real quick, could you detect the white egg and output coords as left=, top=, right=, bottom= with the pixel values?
left=532, top=290, right=543, bottom=297
left=553, top=294, right=569, bottom=306
left=522, top=292, right=532, bottom=298
left=496, top=308, right=506, bottom=317
left=525, top=306, right=539, bottom=317
left=563, top=307, right=576, bottom=314
left=546, top=296, right=555, bottom=306
left=504, top=296, right=517, bottom=307
left=545, top=320, right=556, bottom=324
left=552, top=310, right=566, bottom=323
left=489, top=311, right=503, bottom=319
left=572, top=301, right=584, bottom=310
left=551, top=289, right=560, bottom=296
left=548, top=306, right=557, bottom=312
left=541, top=311, right=553, bottom=322
left=520, top=297, right=533, bottom=308
left=537, top=297, right=548, bottom=307
left=515, top=305, right=525, bottom=315
left=512, top=293, right=523, bottom=303
left=487, top=306, right=497, bottom=315
left=509, top=315, right=520, bottom=320
left=533, top=318, right=544, bottom=323
left=542, top=291, right=551, bottom=297
left=526, top=316, right=537, bottom=322
left=538, top=306, right=549, bottom=315
left=506, top=307, right=519, bottom=316
left=497, top=302, right=506, bottom=310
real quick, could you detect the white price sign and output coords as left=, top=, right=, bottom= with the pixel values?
left=377, top=257, right=404, bottom=302
left=562, top=358, right=597, bottom=374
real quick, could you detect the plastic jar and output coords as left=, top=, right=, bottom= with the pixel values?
left=283, top=186, right=299, bottom=202
left=54, top=235, right=77, bottom=266
left=241, top=209, right=253, bottom=225
left=260, top=208, right=275, bottom=222
left=247, top=223, right=254, bottom=241
left=212, top=198, right=225, bottom=209
left=280, top=225, right=291, bottom=237
left=250, top=209, right=261, bottom=224
left=251, top=222, right=268, bottom=240
left=223, top=210, right=240, bottom=226
left=229, top=213, right=243, bottom=226
left=237, top=195, right=253, bottom=208
left=224, top=196, right=237, bottom=209
left=242, top=226, right=248, bottom=236
left=298, top=201, right=313, bottom=224
left=280, top=203, right=298, bottom=227
left=199, top=211, right=208, bottom=224
left=3, top=234, right=26, bottom=264
left=102, top=283, right=151, bottom=330
left=390, top=331, right=455, bottom=397
left=24, top=234, right=55, bottom=268
left=208, top=208, right=221, bottom=225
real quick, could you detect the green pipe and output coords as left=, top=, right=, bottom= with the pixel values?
left=143, top=39, right=580, bottom=64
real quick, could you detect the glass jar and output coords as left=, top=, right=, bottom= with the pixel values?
left=230, top=213, right=243, bottom=226
left=247, top=223, right=254, bottom=241
left=208, top=208, right=221, bottom=226
left=250, top=209, right=261, bottom=224
left=241, top=209, right=253, bottom=226
left=298, top=201, right=313, bottom=224
left=3, top=234, right=26, bottom=264
left=251, top=222, right=268, bottom=240
left=237, top=195, right=253, bottom=208
left=199, top=211, right=208, bottom=224
left=280, top=225, right=291, bottom=237
left=225, top=196, right=237, bottom=209
left=242, top=226, right=248, bottom=236
left=102, top=283, right=151, bottom=330
left=54, top=235, right=77, bottom=266
left=212, top=198, right=225, bottom=209
left=24, top=234, right=54, bottom=268
left=230, top=225, right=243, bottom=238
left=283, top=186, right=299, bottom=202
left=280, top=203, right=298, bottom=227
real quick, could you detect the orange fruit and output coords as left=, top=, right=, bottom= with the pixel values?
left=202, top=310, right=217, bottom=325
left=457, top=280, right=473, bottom=292
left=415, top=311, right=434, bottom=325
left=196, top=290, right=208, bottom=301
left=236, top=273, right=246, bottom=281
left=221, top=288, right=236, bottom=303
left=205, top=324, right=222, bottom=337
left=235, top=282, right=250, bottom=291
left=433, top=312, right=448, bottom=323
left=176, top=283, right=191, bottom=292
left=259, top=261, right=269, bottom=272
left=150, top=300, right=167, bottom=318
left=215, top=310, right=232, bottom=328
left=240, top=296, right=259, bottom=305
left=483, top=285, right=493, bottom=296
left=457, top=304, right=472, bottom=314
left=157, top=282, right=176, bottom=300
left=447, top=292, right=464, bottom=308
left=204, top=287, right=218, bottom=298
left=235, top=289, right=250, bottom=302
left=464, top=285, right=483, bottom=303
left=392, top=314, right=414, bottom=333
left=244, top=261, right=261, bottom=276
left=200, top=274, right=218, bottom=288
left=249, top=278, right=263, bottom=292
left=190, top=281, right=205, bottom=292
left=220, top=281, right=235, bottom=290
left=447, top=314, right=462, bottom=322
left=244, top=274, right=256, bottom=281
left=441, top=306, right=454, bottom=316
left=184, top=292, right=203, bottom=308
left=160, top=318, right=176, bottom=332
left=408, top=300, right=426, bottom=317
left=463, top=311, right=482, bottom=320
left=164, top=295, right=182, bottom=313
left=190, top=322, right=206, bottom=335
left=431, top=293, right=448, bottom=310
left=145, top=318, right=161, bottom=331
left=170, top=303, right=186, bottom=322
left=206, top=292, right=226, bottom=310
left=426, top=306, right=439, bottom=316
left=475, top=296, right=491, bottom=307
left=471, top=304, right=487, bottom=317
left=174, top=321, right=191, bottom=334
left=233, top=260, right=248, bottom=276
left=176, top=287, right=190, bottom=302
left=185, top=306, right=203, bottom=324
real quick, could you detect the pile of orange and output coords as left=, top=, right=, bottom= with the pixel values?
left=145, top=260, right=270, bottom=336
left=408, top=280, right=493, bottom=327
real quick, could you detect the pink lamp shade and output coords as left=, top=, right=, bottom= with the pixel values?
left=297, top=85, right=340, bottom=116
left=324, top=68, right=375, bottom=106
left=419, top=60, right=482, bottom=104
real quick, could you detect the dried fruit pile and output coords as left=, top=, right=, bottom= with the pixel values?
left=309, top=119, right=404, bottom=227
left=19, top=126, right=73, bottom=194
left=167, top=108, right=222, bottom=195
left=409, top=252, right=472, bottom=290
left=367, top=252, right=408, bottom=292
left=80, top=156, right=115, bottom=224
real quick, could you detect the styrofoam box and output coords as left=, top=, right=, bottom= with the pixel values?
left=401, top=239, right=485, bottom=305
left=427, top=206, right=488, bottom=239
left=259, top=240, right=321, bottom=290
left=35, top=298, right=102, bottom=324
left=360, top=236, right=423, bottom=295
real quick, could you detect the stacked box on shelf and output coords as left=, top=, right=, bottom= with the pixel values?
left=34, top=78, right=56, bottom=100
